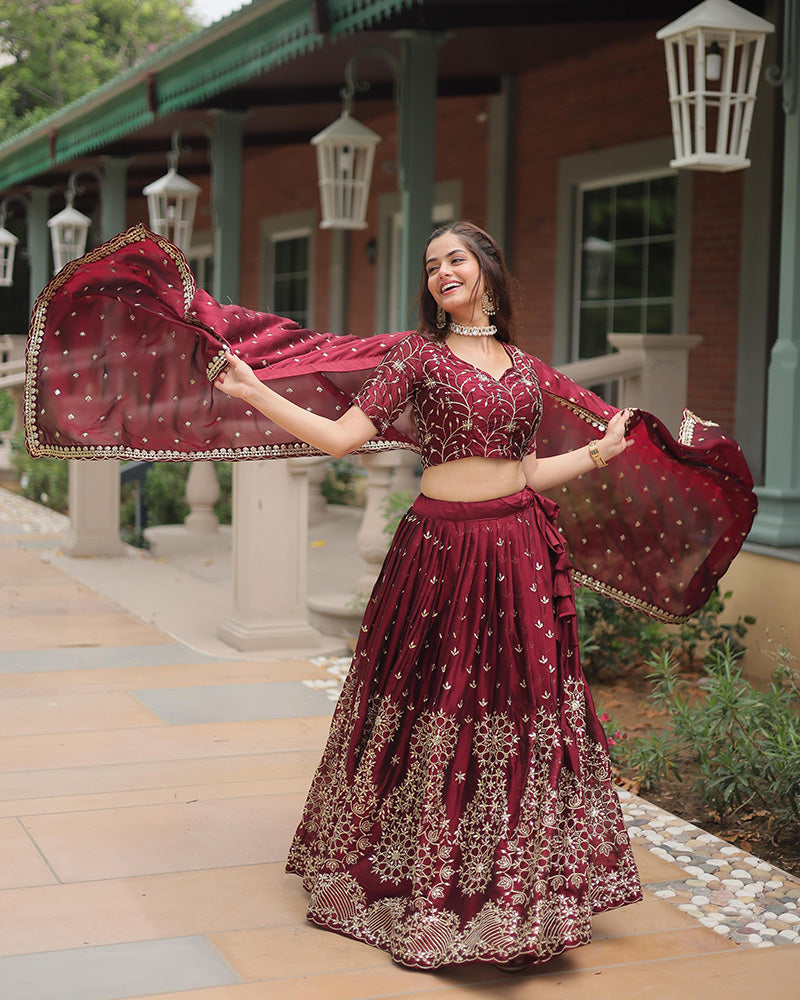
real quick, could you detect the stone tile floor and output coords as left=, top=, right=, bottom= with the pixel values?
left=1, top=486, right=799, bottom=998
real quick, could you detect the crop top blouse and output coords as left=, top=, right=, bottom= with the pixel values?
left=351, top=334, right=542, bottom=470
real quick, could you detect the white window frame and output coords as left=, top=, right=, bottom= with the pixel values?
left=376, top=180, right=462, bottom=335
left=260, top=211, right=315, bottom=328
left=554, top=138, right=691, bottom=366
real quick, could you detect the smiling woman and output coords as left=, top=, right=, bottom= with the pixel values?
left=25, top=219, right=757, bottom=971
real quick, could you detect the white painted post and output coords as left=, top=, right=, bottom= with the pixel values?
left=218, top=458, right=321, bottom=651
left=184, top=463, right=220, bottom=533
left=608, top=333, right=703, bottom=434
left=65, top=460, right=126, bottom=557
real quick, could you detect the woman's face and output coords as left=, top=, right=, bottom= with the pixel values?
left=425, top=234, right=486, bottom=326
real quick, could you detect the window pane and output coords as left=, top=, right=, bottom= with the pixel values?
left=615, top=181, right=647, bottom=240
left=648, top=176, right=677, bottom=236
left=612, top=304, right=642, bottom=333
left=647, top=240, right=674, bottom=298
left=579, top=305, right=611, bottom=357
left=645, top=303, right=672, bottom=334
left=582, top=188, right=612, bottom=240
left=613, top=244, right=644, bottom=300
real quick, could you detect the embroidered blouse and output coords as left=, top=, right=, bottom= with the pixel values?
left=352, top=334, right=542, bottom=470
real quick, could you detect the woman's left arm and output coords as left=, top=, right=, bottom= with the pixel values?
left=522, top=409, right=632, bottom=493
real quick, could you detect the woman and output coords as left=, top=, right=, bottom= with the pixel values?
left=25, top=220, right=755, bottom=969
left=214, top=221, right=642, bottom=969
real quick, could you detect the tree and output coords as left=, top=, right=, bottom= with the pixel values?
left=0, top=1, right=201, bottom=142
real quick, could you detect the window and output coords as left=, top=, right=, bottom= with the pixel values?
left=575, top=175, right=677, bottom=359
left=270, top=234, right=310, bottom=326
left=262, top=214, right=314, bottom=328
left=554, top=138, right=690, bottom=367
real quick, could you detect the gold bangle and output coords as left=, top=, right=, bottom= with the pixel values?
left=588, top=440, right=607, bottom=469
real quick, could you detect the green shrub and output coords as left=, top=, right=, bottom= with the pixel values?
left=321, top=457, right=362, bottom=506
left=618, top=641, right=800, bottom=828
left=575, top=585, right=753, bottom=681
left=10, top=432, right=69, bottom=513
left=0, top=390, right=13, bottom=432
left=381, top=489, right=415, bottom=537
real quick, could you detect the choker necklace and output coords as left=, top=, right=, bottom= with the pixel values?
left=449, top=322, right=497, bottom=338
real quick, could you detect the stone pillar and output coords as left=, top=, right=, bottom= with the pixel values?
left=751, top=5, right=800, bottom=545
left=65, top=160, right=128, bottom=558
left=211, top=111, right=245, bottom=303
left=396, top=32, right=439, bottom=330
left=65, top=461, right=125, bottom=556
left=184, top=463, right=220, bottom=533
left=290, top=455, right=330, bottom=525
left=355, top=452, right=397, bottom=595
left=26, top=187, right=51, bottom=309
left=607, top=333, right=702, bottom=435
left=219, top=459, right=321, bottom=651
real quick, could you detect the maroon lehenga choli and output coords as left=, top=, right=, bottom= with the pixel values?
left=24, top=226, right=758, bottom=968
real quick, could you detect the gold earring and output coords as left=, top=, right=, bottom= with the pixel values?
left=436, top=304, right=447, bottom=329
left=481, top=289, right=496, bottom=316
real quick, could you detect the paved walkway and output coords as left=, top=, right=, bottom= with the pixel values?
left=1, top=488, right=799, bottom=999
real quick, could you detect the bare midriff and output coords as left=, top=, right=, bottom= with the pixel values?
left=420, top=456, right=527, bottom=502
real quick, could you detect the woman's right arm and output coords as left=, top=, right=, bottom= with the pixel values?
left=214, top=351, right=378, bottom=458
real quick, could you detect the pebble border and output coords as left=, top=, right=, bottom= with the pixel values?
left=306, top=654, right=800, bottom=952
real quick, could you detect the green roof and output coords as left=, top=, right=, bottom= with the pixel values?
left=0, top=0, right=420, bottom=188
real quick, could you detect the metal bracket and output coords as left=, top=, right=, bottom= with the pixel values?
left=766, top=0, right=798, bottom=114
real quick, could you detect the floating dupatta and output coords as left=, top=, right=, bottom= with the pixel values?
left=25, top=225, right=757, bottom=623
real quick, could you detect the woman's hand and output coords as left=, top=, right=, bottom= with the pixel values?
left=213, top=351, right=261, bottom=400
left=600, top=408, right=633, bottom=462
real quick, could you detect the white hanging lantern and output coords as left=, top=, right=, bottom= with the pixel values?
left=143, top=161, right=201, bottom=253
left=657, top=0, right=774, bottom=171
left=47, top=199, right=92, bottom=273
left=311, top=110, right=381, bottom=229
left=0, top=223, right=18, bottom=287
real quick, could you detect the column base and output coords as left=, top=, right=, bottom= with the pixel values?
left=748, top=488, right=800, bottom=547
left=218, top=616, right=323, bottom=653
left=64, top=532, right=126, bottom=558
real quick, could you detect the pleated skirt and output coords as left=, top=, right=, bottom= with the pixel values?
left=286, top=486, right=642, bottom=969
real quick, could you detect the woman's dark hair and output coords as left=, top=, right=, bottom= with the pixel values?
left=417, top=221, right=517, bottom=343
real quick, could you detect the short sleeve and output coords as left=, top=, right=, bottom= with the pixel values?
left=351, top=335, right=422, bottom=433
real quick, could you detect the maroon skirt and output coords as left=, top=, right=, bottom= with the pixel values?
left=286, top=487, right=642, bottom=968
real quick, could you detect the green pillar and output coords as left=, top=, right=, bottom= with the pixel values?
left=26, top=187, right=51, bottom=311
left=396, top=33, right=438, bottom=331
left=100, top=157, right=128, bottom=240
left=211, top=111, right=245, bottom=303
left=750, top=4, right=800, bottom=545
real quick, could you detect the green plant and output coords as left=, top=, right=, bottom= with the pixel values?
left=321, top=458, right=362, bottom=506
left=381, top=490, right=415, bottom=537
left=10, top=432, right=69, bottom=512
left=619, top=640, right=800, bottom=828
left=575, top=587, right=668, bottom=679
left=0, top=389, right=13, bottom=432
left=668, top=588, right=756, bottom=669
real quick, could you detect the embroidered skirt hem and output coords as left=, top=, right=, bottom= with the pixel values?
left=286, top=488, right=643, bottom=969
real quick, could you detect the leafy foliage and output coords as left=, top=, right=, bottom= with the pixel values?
left=0, top=388, right=13, bottom=430
left=575, top=585, right=753, bottom=681
left=618, top=641, right=800, bottom=829
left=10, top=432, right=68, bottom=511
left=381, top=489, right=415, bottom=537
left=321, top=457, right=363, bottom=506
left=0, top=0, right=200, bottom=142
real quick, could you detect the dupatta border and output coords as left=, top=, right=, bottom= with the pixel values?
left=25, top=224, right=196, bottom=459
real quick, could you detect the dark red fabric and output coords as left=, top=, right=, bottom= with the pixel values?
left=25, top=225, right=757, bottom=622
left=351, top=333, right=542, bottom=467
left=287, top=488, right=642, bottom=968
